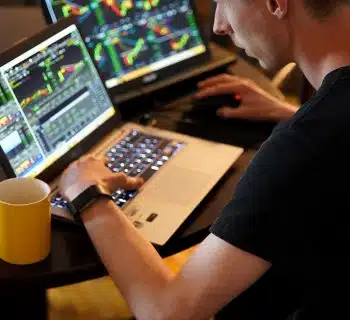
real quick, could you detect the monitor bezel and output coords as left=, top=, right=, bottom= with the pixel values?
left=40, top=0, right=212, bottom=97
left=0, top=16, right=123, bottom=183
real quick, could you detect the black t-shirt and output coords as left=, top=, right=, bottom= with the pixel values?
left=210, top=66, right=350, bottom=320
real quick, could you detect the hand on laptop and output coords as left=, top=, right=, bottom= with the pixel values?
left=59, top=155, right=144, bottom=202
left=196, top=74, right=298, bottom=121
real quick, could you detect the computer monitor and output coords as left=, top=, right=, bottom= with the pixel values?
left=0, top=20, right=116, bottom=179
left=41, top=0, right=210, bottom=94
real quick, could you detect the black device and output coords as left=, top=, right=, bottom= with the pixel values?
left=66, top=184, right=114, bottom=221
left=184, top=93, right=241, bottom=121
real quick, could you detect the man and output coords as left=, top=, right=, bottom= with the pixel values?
left=60, top=1, right=350, bottom=319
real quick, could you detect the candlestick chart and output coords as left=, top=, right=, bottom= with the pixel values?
left=8, top=37, right=86, bottom=115
left=46, top=0, right=205, bottom=86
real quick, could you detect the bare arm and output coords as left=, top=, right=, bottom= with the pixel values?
left=82, top=198, right=271, bottom=320
left=60, top=157, right=271, bottom=320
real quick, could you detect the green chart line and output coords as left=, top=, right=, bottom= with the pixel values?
left=141, top=0, right=160, bottom=10
left=187, top=12, right=201, bottom=42
left=11, top=81, right=21, bottom=89
left=62, top=4, right=71, bottom=18
left=94, top=43, right=104, bottom=62
left=106, top=43, right=122, bottom=74
left=58, top=70, right=65, bottom=83
left=6, top=88, right=13, bottom=101
left=46, top=83, right=53, bottom=94
left=172, top=34, right=189, bottom=51
left=91, top=2, right=122, bottom=74
left=125, top=38, right=145, bottom=65
left=93, top=1, right=106, bottom=26
left=0, top=87, right=7, bottom=105
left=43, top=58, right=59, bottom=89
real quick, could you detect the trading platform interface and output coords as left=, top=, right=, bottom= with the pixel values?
left=44, top=0, right=207, bottom=88
left=0, top=78, right=44, bottom=177
left=0, top=25, right=115, bottom=177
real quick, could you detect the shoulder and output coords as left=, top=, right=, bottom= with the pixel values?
left=290, top=73, right=350, bottom=132
left=210, top=126, right=314, bottom=261
left=210, top=75, right=350, bottom=261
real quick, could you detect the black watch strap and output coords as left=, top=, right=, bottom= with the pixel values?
left=66, top=184, right=114, bottom=222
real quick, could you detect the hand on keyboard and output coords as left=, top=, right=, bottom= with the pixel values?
left=52, top=130, right=185, bottom=209
left=59, top=155, right=144, bottom=203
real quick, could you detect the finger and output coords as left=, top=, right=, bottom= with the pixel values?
left=196, top=83, right=245, bottom=99
left=224, top=75, right=253, bottom=85
left=78, top=154, right=94, bottom=164
left=197, top=74, right=234, bottom=89
left=217, top=106, right=253, bottom=119
left=91, top=155, right=107, bottom=164
left=92, top=155, right=102, bottom=161
left=104, top=174, right=144, bottom=191
left=217, top=106, right=266, bottom=120
left=197, top=74, right=250, bottom=90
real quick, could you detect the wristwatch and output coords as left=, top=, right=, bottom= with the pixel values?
left=66, top=184, right=114, bottom=222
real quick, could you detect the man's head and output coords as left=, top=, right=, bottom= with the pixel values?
left=214, top=0, right=350, bottom=71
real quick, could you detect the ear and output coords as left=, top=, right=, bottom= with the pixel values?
left=266, top=0, right=288, bottom=19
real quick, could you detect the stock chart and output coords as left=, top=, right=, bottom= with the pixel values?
left=0, top=78, right=43, bottom=176
left=8, top=36, right=87, bottom=114
left=1, top=28, right=114, bottom=177
left=47, top=0, right=205, bottom=85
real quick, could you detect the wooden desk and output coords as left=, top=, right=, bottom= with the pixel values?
left=0, top=6, right=282, bottom=319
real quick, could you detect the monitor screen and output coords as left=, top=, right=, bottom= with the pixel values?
left=43, top=0, right=207, bottom=89
left=0, top=24, right=115, bottom=178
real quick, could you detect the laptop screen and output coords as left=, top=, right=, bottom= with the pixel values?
left=0, top=24, right=115, bottom=178
left=42, top=0, right=207, bottom=89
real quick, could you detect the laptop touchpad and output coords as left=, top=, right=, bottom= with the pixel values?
left=145, top=166, right=213, bottom=206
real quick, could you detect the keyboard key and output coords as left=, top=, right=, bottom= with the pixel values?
left=146, top=213, right=158, bottom=223
left=140, top=166, right=159, bottom=181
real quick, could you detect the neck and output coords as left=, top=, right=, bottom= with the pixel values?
left=292, top=7, right=350, bottom=89
left=299, top=50, right=350, bottom=89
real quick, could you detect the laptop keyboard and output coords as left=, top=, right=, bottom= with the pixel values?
left=51, top=129, right=185, bottom=210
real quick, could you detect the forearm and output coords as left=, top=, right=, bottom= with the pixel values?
left=271, top=100, right=299, bottom=121
left=82, top=199, right=175, bottom=320
left=60, top=157, right=271, bottom=320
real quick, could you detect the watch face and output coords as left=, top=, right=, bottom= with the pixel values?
left=70, top=184, right=113, bottom=220
left=81, top=198, right=96, bottom=214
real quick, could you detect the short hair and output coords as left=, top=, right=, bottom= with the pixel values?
left=304, top=0, right=350, bottom=18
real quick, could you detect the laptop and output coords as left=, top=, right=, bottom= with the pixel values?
left=0, top=18, right=243, bottom=246
left=41, top=0, right=236, bottom=104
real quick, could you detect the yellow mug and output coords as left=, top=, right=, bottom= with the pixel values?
left=0, top=178, right=51, bottom=265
